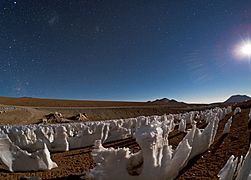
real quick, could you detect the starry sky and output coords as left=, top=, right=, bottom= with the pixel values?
left=0, top=0, right=251, bottom=103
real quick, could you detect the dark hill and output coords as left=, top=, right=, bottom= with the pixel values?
left=224, top=95, right=251, bottom=103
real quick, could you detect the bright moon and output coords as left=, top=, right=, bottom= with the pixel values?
left=234, top=39, right=251, bottom=60
left=240, top=41, right=251, bottom=57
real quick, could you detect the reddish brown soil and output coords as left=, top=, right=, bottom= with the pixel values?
left=178, top=108, right=250, bottom=179
left=0, top=96, right=198, bottom=125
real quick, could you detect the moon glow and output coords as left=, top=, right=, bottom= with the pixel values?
left=234, top=39, right=251, bottom=60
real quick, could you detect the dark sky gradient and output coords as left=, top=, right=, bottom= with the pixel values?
left=0, top=0, right=251, bottom=103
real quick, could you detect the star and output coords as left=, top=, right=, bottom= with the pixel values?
left=48, top=15, right=59, bottom=26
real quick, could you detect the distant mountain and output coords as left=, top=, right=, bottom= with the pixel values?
left=224, top=95, right=251, bottom=103
left=151, top=98, right=176, bottom=103
left=148, top=98, right=187, bottom=107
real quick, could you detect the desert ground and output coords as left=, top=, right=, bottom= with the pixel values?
left=0, top=96, right=250, bottom=179
left=0, top=96, right=208, bottom=125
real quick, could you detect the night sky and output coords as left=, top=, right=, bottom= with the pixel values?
left=1, top=0, right=251, bottom=103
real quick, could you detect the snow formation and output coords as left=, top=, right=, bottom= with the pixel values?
left=218, top=143, right=251, bottom=180
left=223, top=116, right=233, bottom=134
left=0, top=106, right=232, bottom=173
left=0, top=133, right=57, bottom=172
left=234, top=107, right=241, bottom=115
left=87, top=107, right=228, bottom=180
